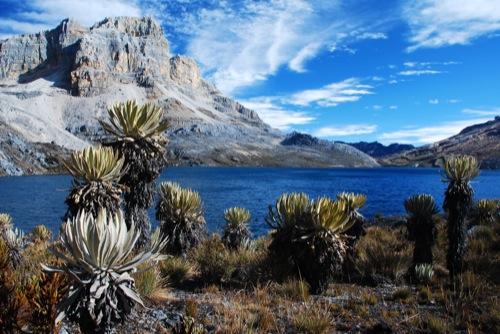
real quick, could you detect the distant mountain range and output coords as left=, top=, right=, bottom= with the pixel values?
left=345, top=141, right=415, bottom=158
left=380, top=117, right=500, bottom=168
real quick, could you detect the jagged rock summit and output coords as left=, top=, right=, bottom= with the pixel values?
left=0, top=17, right=378, bottom=175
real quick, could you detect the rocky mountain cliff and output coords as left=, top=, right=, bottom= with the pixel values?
left=0, top=17, right=378, bottom=176
left=381, top=117, right=500, bottom=168
left=346, top=141, right=415, bottom=158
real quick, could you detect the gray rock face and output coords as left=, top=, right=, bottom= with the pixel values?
left=0, top=17, right=378, bottom=176
left=71, top=17, right=171, bottom=96
left=0, top=19, right=84, bottom=82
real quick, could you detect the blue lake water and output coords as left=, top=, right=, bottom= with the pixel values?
left=0, top=167, right=499, bottom=236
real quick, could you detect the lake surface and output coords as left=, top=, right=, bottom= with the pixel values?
left=0, top=167, right=499, bottom=236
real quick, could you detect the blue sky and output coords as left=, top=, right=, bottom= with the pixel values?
left=1, top=0, right=500, bottom=145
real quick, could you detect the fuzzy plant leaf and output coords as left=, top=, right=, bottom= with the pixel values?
left=43, top=209, right=168, bottom=333
left=31, top=225, right=52, bottom=242
left=471, top=199, right=499, bottom=225
left=99, top=100, right=169, bottom=140
left=156, top=182, right=206, bottom=255
left=266, top=193, right=310, bottom=230
left=443, top=155, right=479, bottom=183
left=224, top=207, right=251, bottom=227
left=267, top=193, right=352, bottom=293
left=158, top=182, right=203, bottom=219
left=222, top=207, right=252, bottom=250
left=64, top=146, right=126, bottom=183
left=336, top=192, right=367, bottom=211
left=405, top=194, right=439, bottom=218
left=309, top=197, right=351, bottom=235
left=0, top=213, right=12, bottom=231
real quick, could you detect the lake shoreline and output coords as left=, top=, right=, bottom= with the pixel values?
left=1, top=167, right=498, bottom=236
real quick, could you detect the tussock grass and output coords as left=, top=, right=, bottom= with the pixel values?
left=355, top=226, right=412, bottom=282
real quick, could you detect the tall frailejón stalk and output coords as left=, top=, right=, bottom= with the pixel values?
left=100, top=100, right=169, bottom=248
left=443, top=155, right=479, bottom=279
left=405, top=194, right=438, bottom=270
left=63, top=146, right=126, bottom=219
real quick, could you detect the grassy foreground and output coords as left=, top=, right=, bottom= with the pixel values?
left=1, top=212, right=499, bottom=333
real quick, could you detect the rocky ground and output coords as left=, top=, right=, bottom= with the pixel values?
left=85, top=283, right=442, bottom=334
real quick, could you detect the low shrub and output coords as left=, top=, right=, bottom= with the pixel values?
left=275, top=279, right=310, bottom=301
left=392, top=287, right=412, bottom=301
left=24, top=271, right=68, bottom=334
left=266, top=193, right=355, bottom=293
left=422, top=315, right=448, bottom=334
left=185, top=299, right=198, bottom=318
left=222, top=207, right=251, bottom=250
left=172, top=315, right=206, bottom=334
left=134, top=264, right=169, bottom=302
left=29, top=225, right=52, bottom=243
left=360, top=291, right=378, bottom=305
left=417, top=286, right=433, bottom=304
left=464, top=223, right=500, bottom=284
left=189, top=234, right=266, bottom=285
left=0, top=238, right=27, bottom=332
left=292, top=306, right=332, bottom=334
left=156, top=182, right=206, bottom=256
left=355, top=226, right=412, bottom=282
left=159, top=256, right=196, bottom=286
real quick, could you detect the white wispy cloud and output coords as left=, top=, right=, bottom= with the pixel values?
left=379, top=118, right=492, bottom=144
left=0, top=0, right=141, bottom=35
left=314, top=124, right=377, bottom=137
left=403, top=0, right=500, bottom=51
left=462, top=107, right=500, bottom=116
left=288, top=42, right=322, bottom=73
left=398, top=69, right=442, bottom=76
left=159, top=1, right=390, bottom=94
left=356, top=32, right=388, bottom=40
left=403, top=61, right=459, bottom=68
left=286, top=78, right=373, bottom=107
left=389, top=105, right=398, bottom=110
left=242, top=77, right=374, bottom=129
left=240, top=97, right=314, bottom=130
left=429, top=99, right=439, bottom=104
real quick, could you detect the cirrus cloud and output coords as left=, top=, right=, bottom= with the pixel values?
left=314, top=124, right=378, bottom=137
left=0, top=0, right=141, bottom=37
left=286, top=78, right=373, bottom=107
left=403, top=0, right=500, bottom=51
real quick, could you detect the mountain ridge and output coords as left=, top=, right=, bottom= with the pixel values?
left=381, top=117, right=500, bottom=168
left=345, top=141, right=415, bottom=158
left=0, top=17, right=379, bottom=176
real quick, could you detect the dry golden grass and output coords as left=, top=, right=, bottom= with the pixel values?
left=134, top=264, right=170, bottom=302
left=355, top=226, right=412, bottom=282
